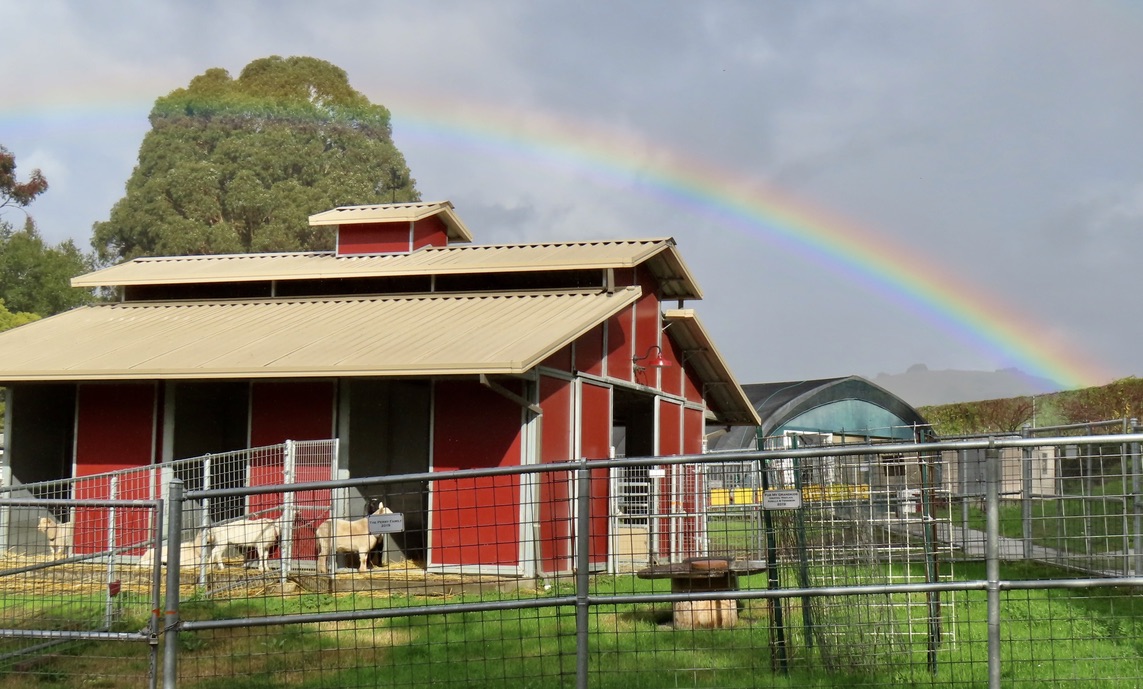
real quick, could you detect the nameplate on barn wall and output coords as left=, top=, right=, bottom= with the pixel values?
left=368, top=513, right=405, bottom=534
left=762, top=490, right=803, bottom=510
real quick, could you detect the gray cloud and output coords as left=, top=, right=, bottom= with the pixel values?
left=3, top=0, right=1141, bottom=386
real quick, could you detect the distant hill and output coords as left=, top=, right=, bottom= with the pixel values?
left=872, top=364, right=1063, bottom=407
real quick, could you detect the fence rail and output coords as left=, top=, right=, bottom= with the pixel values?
left=2, top=433, right=1143, bottom=687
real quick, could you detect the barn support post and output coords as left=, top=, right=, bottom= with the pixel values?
left=985, top=440, right=1001, bottom=689
left=574, top=458, right=590, bottom=689
left=0, top=387, right=10, bottom=552
left=163, top=479, right=184, bottom=689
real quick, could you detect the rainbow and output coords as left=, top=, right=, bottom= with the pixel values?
left=2, top=92, right=1115, bottom=389
left=386, top=96, right=1113, bottom=390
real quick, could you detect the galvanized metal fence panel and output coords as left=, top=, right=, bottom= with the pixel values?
left=7, top=432, right=1143, bottom=688
left=0, top=497, right=163, bottom=688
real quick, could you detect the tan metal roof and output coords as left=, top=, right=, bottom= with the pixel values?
left=308, top=201, right=474, bottom=242
left=664, top=309, right=760, bottom=426
left=0, top=288, right=641, bottom=382
left=71, top=239, right=702, bottom=300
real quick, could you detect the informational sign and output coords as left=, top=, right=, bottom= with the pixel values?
left=762, top=489, right=803, bottom=511
left=367, top=513, right=406, bottom=534
left=648, top=468, right=667, bottom=478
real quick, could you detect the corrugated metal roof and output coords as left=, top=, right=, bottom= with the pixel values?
left=71, top=238, right=702, bottom=299
left=308, top=201, right=474, bottom=242
left=663, top=309, right=759, bottom=426
left=705, top=377, right=931, bottom=451
left=0, top=288, right=641, bottom=382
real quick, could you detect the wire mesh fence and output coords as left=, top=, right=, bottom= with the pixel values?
left=3, top=432, right=1143, bottom=687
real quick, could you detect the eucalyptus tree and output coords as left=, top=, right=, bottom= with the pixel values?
left=93, top=56, right=419, bottom=262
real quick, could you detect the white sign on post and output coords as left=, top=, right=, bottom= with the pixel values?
left=762, top=489, right=803, bottom=511
left=367, top=513, right=406, bottom=534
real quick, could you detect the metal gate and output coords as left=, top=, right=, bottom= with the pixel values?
left=0, top=497, right=165, bottom=688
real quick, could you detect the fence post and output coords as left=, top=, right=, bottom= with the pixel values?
left=280, top=440, right=296, bottom=585
left=985, top=440, right=1001, bottom=689
left=105, top=475, right=119, bottom=629
left=163, top=479, right=184, bottom=689
left=1021, top=425, right=1033, bottom=561
left=575, top=459, right=590, bottom=689
left=1132, top=419, right=1141, bottom=577
left=198, top=455, right=212, bottom=587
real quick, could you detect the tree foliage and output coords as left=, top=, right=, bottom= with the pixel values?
left=0, top=223, right=95, bottom=316
left=0, top=146, right=95, bottom=318
left=921, top=377, right=1143, bottom=436
left=920, top=396, right=1035, bottom=436
left=0, top=145, right=48, bottom=212
left=92, top=56, right=420, bottom=263
left=1056, top=377, right=1143, bottom=424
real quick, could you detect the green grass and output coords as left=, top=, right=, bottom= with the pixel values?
left=945, top=496, right=1137, bottom=556
left=5, top=563, right=1143, bottom=687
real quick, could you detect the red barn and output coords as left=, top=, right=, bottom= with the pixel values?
left=0, top=202, right=757, bottom=575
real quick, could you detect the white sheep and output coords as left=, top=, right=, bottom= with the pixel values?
left=315, top=500, right=391, bottom=574
left=203, top=517, right=281, bottom=571
left=37, top=516, right=73, bottom=559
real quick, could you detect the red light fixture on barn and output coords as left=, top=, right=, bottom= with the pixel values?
left=633, top=345, right=672, bottom=373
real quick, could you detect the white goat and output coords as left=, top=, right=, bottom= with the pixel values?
left=203, top=517, right=280, bottom=571
left=139, top=535, right=204, bottom=569
left=37, top=516, right=73, bottom=559
left=315, top=501, right=391, bottom=574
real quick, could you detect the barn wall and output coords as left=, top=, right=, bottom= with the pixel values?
left=538, top=374, right=574, bottom=574
left=336, top=221, right=412, bottom=255
left=248, top=380, right=337, bottom=519
left=73, top=383, right=158, bottom=554
left=249, top=380, right=337, bottom=447
left=574, top=324, right=604, bottom=376
left=429, top=380, right=523, bottom=569
left=579, top=380, right=612, bottom=568
left=411, top=215, right=449, bottom=250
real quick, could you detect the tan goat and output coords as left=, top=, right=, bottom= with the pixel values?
left=315, top=501, right=391, bottom=573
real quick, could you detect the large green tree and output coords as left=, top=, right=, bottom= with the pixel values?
left=92, top=56, right=420, bottom=263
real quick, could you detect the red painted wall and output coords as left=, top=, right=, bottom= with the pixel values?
left=538, top=375, right=574, bottom=574
left=683, top=406, right=704, bottom=455
left=430, top=380, right=523, bottom=568
left=336, top=222, right=413, bottom=255
left=574, top=324, right=604, bottom=376
left=541, top=344, right=573, bottom=372
left=412, top=215, right=449, bottom=250
left=579, top=381, right=611, bottom=567
left=249, top=381, right=336, bottom=447
left=248, top=380, right=336, bottom=521
left=73, top=383, right=157, bottom=554
left=605, top=309, right=633, bottom=383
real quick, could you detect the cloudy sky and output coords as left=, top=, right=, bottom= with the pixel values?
left=3, top=1, right=1140, bottom=391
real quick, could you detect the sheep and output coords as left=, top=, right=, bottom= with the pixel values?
left=315, top=500, right=391, bottom=574
left=37, top=516, right=73, bottom=559
left=203, top=517, right=281, bottom=571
